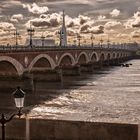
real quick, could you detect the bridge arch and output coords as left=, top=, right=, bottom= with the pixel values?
left=112, top=53, right=116, bottom=59
left=77, top=52, right=89, bottom=64
left=90, top=52, right=99, bottom=62
left=0, top=56, right=24, bottom=76
left=28, top=54, right=56, bottom=71
left=99, top=53, right=105, bottom=61
left=117, top=53, right=120, bottom=58
left=107, top=53, right=111, bottom=60
left=120, top=53, right=123, bottom=58
left=58, top=53, right=75, bottom=66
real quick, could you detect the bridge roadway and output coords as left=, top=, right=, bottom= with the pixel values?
left=0, top=45, right=136, bottom=91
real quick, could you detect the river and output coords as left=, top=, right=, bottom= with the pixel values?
left=22, top=59, right=139, bottom=124
left=1, top=59, right=140, bottom=124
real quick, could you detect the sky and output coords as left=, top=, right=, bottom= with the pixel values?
left=0, top=0, right=140, bottom=45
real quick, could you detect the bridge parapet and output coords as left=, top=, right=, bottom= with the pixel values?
left=0, top=44, right=137, bottom=53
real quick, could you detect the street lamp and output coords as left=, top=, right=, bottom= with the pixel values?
left=77, top=34, right=81, bottom=47
left=27, top=25, right=35, bottom=48
left=100, top=38, right=103, bottom=48
left=91, top=34, right=94, bottom=47
left=14, top=29, right=19, bottom=47
left=0, top=87, right=25, bottom=140
left=41, top=34, right=45, bottom=47
left=107, top=38, right=110, bottom=49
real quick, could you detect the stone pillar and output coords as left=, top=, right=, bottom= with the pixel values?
left=57, top=69, right=64, bottom=88
left=80, top=64, right=94, bottom=72
left=61, top=65, right=81, bottom=76
left=22, top=72, right=34, bottom=93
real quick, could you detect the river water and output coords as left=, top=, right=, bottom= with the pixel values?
left=27, top=59, right=140, bottom=124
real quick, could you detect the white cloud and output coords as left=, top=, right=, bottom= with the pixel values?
left=65, top=15, right=91, bottom=28
left=89, top=25, right=104, bottom=34
left=78, top=15, right=91, bottom=25
left=131, top=30, right=140, bottom=38
left=67, top=29, right=77, bottom=36
left=98, top=15, right=106, bottom=21
left=10, top=14, right=23, bottom=23
left=104, top=21, right=122, bottom=29
left=132, top=11, right=140, bottom=27
left=80, top=23, right=104, bottom=34
left=65, top=16, right=80, bottom=27
left=110, top=9, right=120, bottom=17
left=124, top=11, right=140, bottom=28
left=0, top=22, right=15, bottom=35
left=26, top=13, right=61, bottom=28
left=116, top=33, right=128, bottom=38
left=23, top=3, right=49, bottom=14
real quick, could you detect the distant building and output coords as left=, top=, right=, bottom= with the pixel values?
left=25, top=38, right=55, bottom=47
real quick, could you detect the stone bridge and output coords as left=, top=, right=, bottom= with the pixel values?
left=0, top=46, right=136, bottom=91
left=0, top=47, right=135, bottom=76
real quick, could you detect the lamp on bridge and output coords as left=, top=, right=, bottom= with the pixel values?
left=14, top=29, right=19, bottom=47
left=0, top=87, right=25, bottom=140
left=100, top=38, right=103, bottom=48
left=90, top=34, right=95, bottom=47
left=27, top=24, right=35, bottom=48
left=77, top=34, right=81, bottom=47
left=41, top=33, right=45, bottom=47
left=107, top=38, right=110, bottom=49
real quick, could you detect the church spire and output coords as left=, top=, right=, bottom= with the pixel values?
left=63, top=10, right=65, bottom=26
left=60, top=10, right=67, bottom=47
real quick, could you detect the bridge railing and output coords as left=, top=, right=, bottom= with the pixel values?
left=0, top=43, right=138, bottom=52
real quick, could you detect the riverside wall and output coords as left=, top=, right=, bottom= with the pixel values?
left=1, top=118, right=139, bottom=140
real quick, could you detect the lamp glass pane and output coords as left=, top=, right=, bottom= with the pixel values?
left=14, top=98, right=24, bottom=108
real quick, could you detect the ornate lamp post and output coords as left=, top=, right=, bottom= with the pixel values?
left=14, top=29, right=19, bottom=47
left=27, top=25, right=35, bottom=48
left=91, top=34, right=94, bottom=47
left=0, top=87, right=25, bottom=140
left=107, top=38, right=110, bottom=49
left=100, top=38, right=103, bottom=48
left=77, top=34, right=81, bottom=47
left=41, top=34, right=45, bottom=47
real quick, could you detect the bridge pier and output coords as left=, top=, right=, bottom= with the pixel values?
left=31, top=69, right=60, bottom=82
left=103, top=60, right=110, bottom=66
left=80, top=64, right=94, bottom=73
left=60, top=65, right=81, bottom=76
left=22, top=72, right=34, bottom=93
left=109, top=59, right=120, bottom=66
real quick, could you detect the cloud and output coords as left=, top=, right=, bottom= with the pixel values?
left=0, top=22, right=15, bottom=35
left=80, top=23, right=104, bottom=34
left=98, top=15, right=106, bottom=20
left=116, top=33, right=128, bottom=38
left=65, top=15, right=91, bottom=28
left=132, top=11, right=140, bottom=27
left=26, top=13, right=61, bottom=28
left=10, top=14, right=23, bottom=23
left=110, top=9, right=120, bottom=17
left=79, top=15, right=91, bottom=25
left=124, top=11, right=140, bottom=28
left=23, top=3, right=49, bottom=14
left=131, top=30, right=140, bottom=38
left=67, top=29, right=77, bottom=36
left=80, top=24, right=90, bottom=33
left=104, top=21, right=122, bottom=29
left=65, top=16, right=80, bottom=27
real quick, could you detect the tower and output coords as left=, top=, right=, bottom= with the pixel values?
left=60, top=10, right=67, bottom=47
